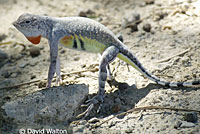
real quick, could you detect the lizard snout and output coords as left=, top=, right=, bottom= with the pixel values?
left=12, top=21, right=18, bottom=27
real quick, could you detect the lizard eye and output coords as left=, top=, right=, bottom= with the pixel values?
left=25, top=20, right=30, bottom=24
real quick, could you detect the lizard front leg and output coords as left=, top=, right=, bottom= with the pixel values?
left=80, top=46, right=119, bottom=118
left=47, top=40, right=58, bottom=87
left=56, top=55, right=62, bottom=85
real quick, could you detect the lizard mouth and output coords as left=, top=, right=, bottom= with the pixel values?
left=26, top=35, right=41, bottom=44
left=12, top=21, right=18, bottom=27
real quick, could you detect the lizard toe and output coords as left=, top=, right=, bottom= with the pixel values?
left=77, top=94, right=104, bottom=118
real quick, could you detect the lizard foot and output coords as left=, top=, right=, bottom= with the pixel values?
left=56, top=75, right=63, bottom=86
left=76, top=94, right=104, bottom=118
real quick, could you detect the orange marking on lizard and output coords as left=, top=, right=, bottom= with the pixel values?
left=60, top=35, right=73, bottom=47
left=26, top=35, right=41, bottom=44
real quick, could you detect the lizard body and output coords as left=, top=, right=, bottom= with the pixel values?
left=13, top=13, right=200, bottom=117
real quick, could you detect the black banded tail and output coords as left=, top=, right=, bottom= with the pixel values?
left=117, top=47, right=200, bottom=88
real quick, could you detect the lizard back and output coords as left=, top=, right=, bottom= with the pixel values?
left=52, top=17, right=119, bottom=53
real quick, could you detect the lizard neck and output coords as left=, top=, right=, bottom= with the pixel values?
left=39, top=16, right=54, bottom=39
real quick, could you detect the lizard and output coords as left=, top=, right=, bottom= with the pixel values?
left=13, top=13, right=200, bottom=117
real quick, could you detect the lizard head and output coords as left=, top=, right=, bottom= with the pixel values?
left=13, top=13, right=45, bottom=44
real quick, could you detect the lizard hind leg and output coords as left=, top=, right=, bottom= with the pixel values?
left=99, top=54, right=113, bottom=80
left=78, top=46, right=119, bottom=118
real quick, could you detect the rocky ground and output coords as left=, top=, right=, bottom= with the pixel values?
left=0, top=0, right=200, bottom=133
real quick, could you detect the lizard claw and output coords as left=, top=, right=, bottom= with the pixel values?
left=56, top=75, right=62, bottom=86
left=46, top=81, right=52, bottom=88
left=77, top=94, right=104, bottom=118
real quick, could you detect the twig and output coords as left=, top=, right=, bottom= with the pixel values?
left=156, top=48, right=191, bottom=63
left=92, top=105, right=200, bottom=128
left=0, top=41, right=26, bottom=51
left=0, top=68, right=98, bottom=90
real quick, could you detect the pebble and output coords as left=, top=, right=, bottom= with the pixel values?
left=183, top=112, right=198, bottom=123
left=81, top=64, right=86, bottom=68
left=125, top=128, right=133, bottom=133
left=30, top=75, right=36, bottom=79
left=153, top=11, right=167, bottom=21
left=78, top=9, right=96, bottom=17
left=145, top=0, right=154, bottom=5
left=0, top=34, right=7, bottom=42
left=129, top=24, right=138, bottom=32
left=74, top=56, right=80, bottom=61
left=122, top=12, right=140, bottom=29
left=29, top=46, right=40, bottom=57
left=143, top=23, right=151, bottom=32
left=88, top=117, right=100, bottom=123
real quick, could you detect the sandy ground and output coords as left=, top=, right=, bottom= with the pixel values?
left=0, top=0, right=200, bottom=133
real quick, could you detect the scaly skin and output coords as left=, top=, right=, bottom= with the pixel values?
left=13, top=13, right=200, bottom=117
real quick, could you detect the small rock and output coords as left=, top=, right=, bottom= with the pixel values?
left=125, top=127, right=133, bottom=133
left=122, top=12, right=140, bottom=29
left=31, top=75, right=36, bottom=79
left=74, top=56, right=80, bottom=61
left=154, top=12, right=167, bottom=21
left=81, top=64, right=86, bottom=68
left=78, top=9, right=96, bottom=18
left=88, top=117, right=100, bottom=123
left=143, top=23, right=151, bottom=32
left=129, top=24, right=138, bottom=32
left=145, top=0, right=154, bottom=5
left=0, top=34, right=7, bottom=42
left=180, top=121, right=196, bottom=128
left=171, top=96, right=175, bottom=100
left=0, top=50, right=8, bottom=61
left=29, top=46, right=40, bottom=57
left=183, top=112, right=198, bottom=123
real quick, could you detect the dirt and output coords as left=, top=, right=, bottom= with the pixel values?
left=0, top=0, right=200, bottom=133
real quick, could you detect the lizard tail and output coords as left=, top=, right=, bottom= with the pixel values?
left=117, top=49, right=200, bottom=87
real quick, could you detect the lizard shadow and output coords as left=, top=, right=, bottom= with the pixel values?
left=74, top=79, right=159, bottom=120
left=74, top=78, right=199, bottom=120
